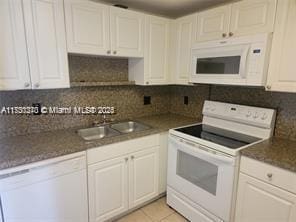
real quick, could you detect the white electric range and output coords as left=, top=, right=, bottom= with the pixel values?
left=167, top=100, right=276, bottom=222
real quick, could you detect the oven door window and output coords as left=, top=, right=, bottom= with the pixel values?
left=177, top=150, right=218, bottom=195
left=196, top=56, right=241, bottom=75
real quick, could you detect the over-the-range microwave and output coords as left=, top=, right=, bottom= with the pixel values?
left=190, top=33, right=272, bottom=86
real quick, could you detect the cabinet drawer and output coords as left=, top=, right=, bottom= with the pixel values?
left=87, top=134, right=159, bottom=165
left=240, top=156, right=296, bottom=194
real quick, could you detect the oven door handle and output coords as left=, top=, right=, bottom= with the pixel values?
left=170, top=135, right=235, bottom=165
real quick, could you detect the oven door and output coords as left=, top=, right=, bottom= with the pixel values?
left=190, top=44, right=249, bottom=85
left=167, top=135, right=236, bottom=221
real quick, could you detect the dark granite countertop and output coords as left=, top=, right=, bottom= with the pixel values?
left=241, top=137, right=296, bottom=173
left=0, top=114, right=198, bottom=171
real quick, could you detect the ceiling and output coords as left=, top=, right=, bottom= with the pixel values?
left=97, top=0, right=234, bottom=18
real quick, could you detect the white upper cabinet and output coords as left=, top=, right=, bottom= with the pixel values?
left=144, top=15, right=170, bottom=84
left=0, top=0, right=69, bottom=91
left=266, top=0, right=296, bottom=92
left=171, top=14, right=196, bottom=84
left=64, top=1, right=144, bottom=58
left=128, top=15, right=170, bottom=85
left=110, top=7, right=144, bottom=57
left=196, top=5, right=231, bottom=42
left=23, top=0, right=70, bottom=89
left=196, top=0, right=277, bottom=42
left=230, top=0, right=277, bottom=37
left=64, top=0, right=110, bottom=56
left=0, top=0, right=31, bottom=91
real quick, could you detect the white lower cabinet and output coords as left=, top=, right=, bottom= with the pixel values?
left=87, top=134, right=161, bottom=222
left=129, top=147, right=159, bottom=208
left=159, top=132, right=168, bottom=193
left=235, top=173, right=296, bottom=222
left=88, top=156, right=129, bottom=222
left=235, top=157, right=296, bottom=222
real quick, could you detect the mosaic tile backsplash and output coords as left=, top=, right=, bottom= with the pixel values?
left=170, top=84, right=296, bottom=141
left=69, top=55, right=129, bottom=82
left=0, top=86, right=171, bottom=138
left=2, top=53, right=296, bottom=141
left=2, top=84, right=296, bottom=140
left=209, top=85, right=296, bottom=140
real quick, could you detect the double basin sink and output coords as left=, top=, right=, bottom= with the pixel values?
left=78, top=121, right=151, bottom=141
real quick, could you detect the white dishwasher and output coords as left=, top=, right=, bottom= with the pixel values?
left=0, top=151, right=88, bottom=222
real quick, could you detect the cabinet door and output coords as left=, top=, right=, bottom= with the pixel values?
left=196, top=5, right=231, bottom=42
left=0, top=0, right=31, bottom=91
left=64, top=0, right=110, bottom=56
left=23, top=0, right=70, bottom=89
left=172, top=14, right=196, bottom=84
left=235, top=173, right=296, bottom=222
left=129, top=146, right=159, bottom=208
left=230, top=0, right=277, bottom=37
left=88, top=156, right=128, bottom=222
left=144, top=16, right=170, bottom=84
left=110, top=7, right=144, bottom=58
left=159, top=132, right=168, bottom=194
left=266, top=0, right=296, bottom=92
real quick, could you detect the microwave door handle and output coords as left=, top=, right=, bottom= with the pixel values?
left=239, top=46, right=250, bottom=78
left=170, top=136, right=234, bottom=165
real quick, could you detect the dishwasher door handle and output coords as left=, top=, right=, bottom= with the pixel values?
left=0, top=196, right=4, bottom=222
left=0, top=169, right=30, bottom=180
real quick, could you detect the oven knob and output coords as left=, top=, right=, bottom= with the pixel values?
left=261, top=113, right=268, bottom=120
left=246, top=111, right=252, bottom=117
left=253, top=112, right=259, bottom=119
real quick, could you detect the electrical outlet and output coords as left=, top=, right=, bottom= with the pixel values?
left=184, top=96, right=189, bottom=105
left=144, top=96, right=151, bottom=105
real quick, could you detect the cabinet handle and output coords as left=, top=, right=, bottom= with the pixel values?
left=125, top=157, right=128, bottom=162
left=34, top=83, right=40, bottom=88
left=266, top=85, right=271, bottom=90
left=131, top=155, right=134, bottom=160
left=24, top=82, right=30, bottom=88
left=222, top=33, right=227, bottom=38
left=113, top=51, right=117, bottom=55
left=107, top=50, right=111, bottom=54
left=146, top=81, right=149, bottom=85
left=229, top=32, right=234, bottom=37
left=267, top=173, right=273, bottom=179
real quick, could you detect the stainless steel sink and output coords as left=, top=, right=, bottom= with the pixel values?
left=111, top=121, right=150, bottom=134
left=77, top=125, right=120, bottom=141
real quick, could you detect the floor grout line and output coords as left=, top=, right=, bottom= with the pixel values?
left=117, top=197, right=186, bottom=222
left=140, top=198, right=176, bottom=222
left=140, top=208, right=155, bottom=222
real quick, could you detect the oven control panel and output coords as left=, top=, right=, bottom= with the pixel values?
left=203, top=100, right=276, bottom=128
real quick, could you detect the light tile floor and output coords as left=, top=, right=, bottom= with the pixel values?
left=115, top=197, right=189, bottom=222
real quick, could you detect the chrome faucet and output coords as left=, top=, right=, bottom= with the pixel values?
left=93, top=113, right=116, bottom=126
left=93, top=108, right=117, bottom=126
